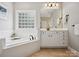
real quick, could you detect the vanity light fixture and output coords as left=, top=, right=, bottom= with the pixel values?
left=44, top=2, right=59, bottom=9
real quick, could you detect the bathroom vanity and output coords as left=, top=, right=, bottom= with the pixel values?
left=40, top=28, right=68, bottom=48
left=40, top=5, right=68, bottom=48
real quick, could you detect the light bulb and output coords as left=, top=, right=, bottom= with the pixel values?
left=56, top=3, right=59, bottom=7
left=45, top=3, right=47, bottom=7
left=48, top=3, right=51, bottom=7
left=44, top=2, right=59, bottom=9
left=52, top=3, right=55, bottom=7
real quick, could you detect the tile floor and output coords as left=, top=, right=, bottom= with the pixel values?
left=31, top=48, right=77, bottom=57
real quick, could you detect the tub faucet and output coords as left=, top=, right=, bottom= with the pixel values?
left=29, top=35, right=34, bottom=40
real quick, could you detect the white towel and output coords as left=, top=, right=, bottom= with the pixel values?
left=74, top=24, right=79, bottom=35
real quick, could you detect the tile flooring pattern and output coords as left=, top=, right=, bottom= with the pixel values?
left=31, top=48, right=77, bottom=57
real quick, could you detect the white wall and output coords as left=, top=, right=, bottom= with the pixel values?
left=0, top=2, right=13, bottom=45
left=63, top=2, right=79, bottom=51
left=14, top=2, right=42, bottom=28
left=3, top=2, right=41, bottom=45
left=14, top=2, right=41, bottom=39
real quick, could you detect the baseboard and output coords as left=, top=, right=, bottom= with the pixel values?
left=68, top=46, right=79, bottom=57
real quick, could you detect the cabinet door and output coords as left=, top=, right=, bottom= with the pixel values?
left=41, top=31, right=47, bottom=40
left=63, top=31, right=68, bottom=46
left=41, top=31, right=47, bottom=46
left=57, top=31, right=64, bottom=41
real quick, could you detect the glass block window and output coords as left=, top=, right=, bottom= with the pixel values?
left=17, top=11, right=35, bottom=28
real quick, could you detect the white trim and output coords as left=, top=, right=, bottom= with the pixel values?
left=68, top=46, right=79, bottom=56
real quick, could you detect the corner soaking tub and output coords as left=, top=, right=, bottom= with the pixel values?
left=0, top=38, right=40, bottom=57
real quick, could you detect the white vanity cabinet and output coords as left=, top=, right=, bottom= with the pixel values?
left=40, top=29, right=68, bottom=48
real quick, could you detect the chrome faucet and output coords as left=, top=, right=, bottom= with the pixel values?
left=29, top=35, right=34, bottom=40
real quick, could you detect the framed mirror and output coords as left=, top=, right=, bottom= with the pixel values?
left=40, top=2, right=63, bottom=29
